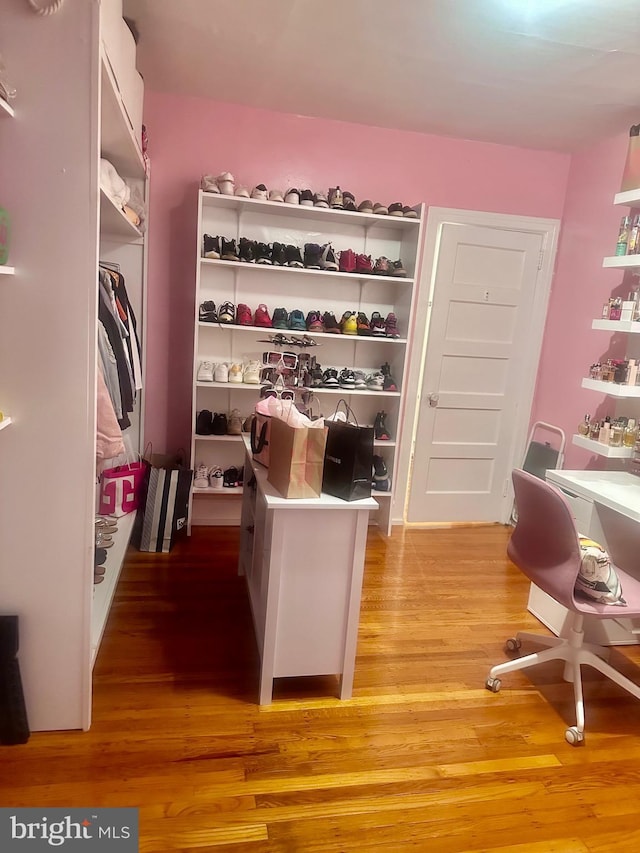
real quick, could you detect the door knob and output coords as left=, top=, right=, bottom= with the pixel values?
left=427, top=393, right=439, bottom=407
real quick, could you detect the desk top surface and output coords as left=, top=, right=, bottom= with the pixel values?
left=546, top=469, right=640, bottom=523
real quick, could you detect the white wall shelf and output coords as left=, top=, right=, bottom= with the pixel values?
left=99, top=188, right=142, bottom=241
left=201, top=257, right=414, bottom=286
left=0, top=417, right=13, bottom=432
left=196, top=381, right=401, bottom=397
left=571, top=434, right=633, bottom=458
left=193, top=486, right=243, bottom=495
left=0, top=98, right=14, bottom=118
left=592, top=319, right=640, bottom=333
left=0, top=266, right=15, bottom=275
left=614, top=188, right=640, bottom=207
left=581, top=377, right=640, bottom=397
left=198, top=321, right=407, bottom=344
left=194, top=433, right=244, bottom=441
left=100, top=53, right=145, bottom=179
left=602, top=255, right=640, bottom=269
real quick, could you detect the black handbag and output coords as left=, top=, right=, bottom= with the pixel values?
left=323, top=400, right=373, bottom=501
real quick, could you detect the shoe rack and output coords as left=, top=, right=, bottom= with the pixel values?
left=190, top=190, right=424, bottom=533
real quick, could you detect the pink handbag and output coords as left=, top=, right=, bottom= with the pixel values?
left=98, top=460, right=147, bottom=516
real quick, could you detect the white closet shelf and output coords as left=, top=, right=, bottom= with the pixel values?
left=100, top=53, right=145, bottom=179
left=592, top=319, right=640, bottom=333
left=614, top=188, right=640, bottom=207
left=196, top=381, right=401, bottom=397
left=572, top=434, right=633, bottom=458
left=372, top=491, right=392, bottom=499
left=91, top=510, right=137, bottom=667
left=581, top=377, right=640, bottom=397
left=602, top=255, right=640, bottom=269
left=193, top=486, right=244, bottom=495
left=0, top=98, right=14, bottom=118
left=100, top=187, right=142, bottom=241
left=0, top=417, right=13, bottom=432
left=201, top=191, right=421, bottom=229
left=197, top=320, right=407, bottom=344
left=0, top=266, right=15, bottom=275
left=194, top=433, right=244, bottom=441
left=200, top=257, right=414, bottom=285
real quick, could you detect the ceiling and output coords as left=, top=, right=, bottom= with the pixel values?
left=123, top=0, right=640, bottom=152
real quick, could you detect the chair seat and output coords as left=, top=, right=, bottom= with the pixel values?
left=573, top=564, right=640, bottom=618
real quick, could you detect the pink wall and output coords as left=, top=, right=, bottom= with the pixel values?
left=531, top=131, right=632, bottom=468
left=142, top=91, right=570, bottom=453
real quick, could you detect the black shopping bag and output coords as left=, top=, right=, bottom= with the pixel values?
left=322, top=400, right=373, bottom=501
left=139, top=453, right=193, bottom=552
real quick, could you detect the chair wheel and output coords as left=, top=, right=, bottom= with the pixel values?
left=505, top=637, right=521, bottom=653
left=565, top=726, right=584, bottom=746
left=485, top=676, right=501, bottom=693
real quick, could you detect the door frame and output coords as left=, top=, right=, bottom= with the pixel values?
left=394, top=207, right=560, bottom=527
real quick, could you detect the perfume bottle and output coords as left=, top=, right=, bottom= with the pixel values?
left=628, top=215, right=640, bottom=254
left=578, top=414, right=591, bottom=436
left=589, top=419, right=601, bottom=441
left=610, top=421, right=624, bottom=448
left=624, top=418, right=638, bottom=448
left=617, top=215, right=631, bottom=255
left=599, top=420, right=611, bottom=445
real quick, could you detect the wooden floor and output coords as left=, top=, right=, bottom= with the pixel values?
left=3, top=525, right=640, bottom=851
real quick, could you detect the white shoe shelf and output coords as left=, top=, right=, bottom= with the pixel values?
left=0, top=266, right=15, bottom=275
left=0, top=97, right=14, bottom=118
left=190, top=189, right=424, bottom=532
left=0, top=416, right=13, bottom=432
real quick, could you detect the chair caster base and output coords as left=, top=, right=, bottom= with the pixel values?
left=565, top=726, right=584, bottom=746
left=505, top=637, right=522, bottom=653
left=485, top=676, right=501, bottom=693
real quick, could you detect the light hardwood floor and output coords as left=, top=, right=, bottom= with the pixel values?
left=3, top=524, right=640, bottom=852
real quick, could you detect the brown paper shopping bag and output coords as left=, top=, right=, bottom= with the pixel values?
left=267, top=417, right=327, bottom=499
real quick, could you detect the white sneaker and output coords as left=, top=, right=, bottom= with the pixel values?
left=214, top=363, right=229, bottom=383
left=209, top=466, right=224, bottom=490
left=234, top=185, right=250, bottom=198
left=194, top=463, right=210, bottom=489
left=251, top=183, right=268, bottom=200
left=228, top=363, right=244, bottom=383
left=243, top=360, right=261, bottom=384
left=200, top=175, right=220, bottom=193
left=216, top=171, right=235, bottom=195
left=284, top=188, right=300, bottom=204
left=197, top=360, right=214, bottom=382
left=268, top=189, right=284, bottom=202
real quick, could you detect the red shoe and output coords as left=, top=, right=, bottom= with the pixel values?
left=237, top=303, right=254, bottom=326
left=339, top=249, right=356, bottom=273
left=254, top=304, right=273, bottom=327
left=355, top=254, right=373, bottom=274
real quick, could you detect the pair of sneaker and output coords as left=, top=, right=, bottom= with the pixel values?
left=195, top=410, right=228, bottom=436
left=194, top=463, right=224, bottom=490
left=372, top=455, right=391, bottom=491
left=303, top=243, right=338, bottom=271
left=200, top=172, right=234, bottom=195
left=198, top=360, right=261, bottom=385
left=284, top=188, right=329, bottom=207
left=198, top=299, right=235, bottom=324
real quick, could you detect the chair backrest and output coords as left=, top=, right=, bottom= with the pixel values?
left=508, top=468, right=582, bottom=610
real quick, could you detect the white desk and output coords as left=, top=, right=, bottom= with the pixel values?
left=527, top=469, right=640, bottom=645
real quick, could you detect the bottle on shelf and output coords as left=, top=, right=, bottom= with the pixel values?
left=589, top=419, right=601, bottom=441
left=577, top=414, right=591, bottom=436
left=599, top=417, right=611, bottom=445
left=616, top=215, right=631, bottom=256
left=624, top=418, right=638, bottom=448
left=628, top=214, right=640, bottom=255
left=610, top=421, right=624, bottom=448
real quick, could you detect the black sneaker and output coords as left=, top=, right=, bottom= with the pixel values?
left=223, top=465, right=239, bottom=487
left=339, top=368, right=356, bottom=390
left=322, top=368, right=339, bottom=387
left=320, top=243, right=338, bottom=271
left=203, top=234, right=221, bottom=259
left=300, top=189, right=314, bottom=207
left=255, top=242, right=272, bottom=264
left=199, top=300, right=217, bottom=323
left=304, top=243, right=323, bottom=269
left=212, top=413, right=228, bottom=435
left=238, top=237, right=256, bottom=262
left=311, top=366, right=324, bottom=387
left=372, top=455, right=390, bottom=491
left=322, top=311, right=341, bottom=334
left=272, top=307, right=289, bottom=330
left=285, top=244, right=304, bottom=268
left=374, top=411, right=391, bottom=440
left=380, top=361, right=398, bottom=392
left=221, top=238, right=239, bottom=261
left=196, top=409, right=213, bottom=435
left=272, top=242, right=287, bottom=265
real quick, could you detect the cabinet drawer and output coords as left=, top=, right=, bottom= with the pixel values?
left=551, top=484, right=595, bottom=534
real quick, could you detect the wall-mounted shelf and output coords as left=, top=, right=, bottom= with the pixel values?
left=193, top=486, right=243, bottom=495
left=198, top=320, right=407, bottom=344
left=0, top=98, right=14, bottom=118
left=602, top=255, right=640, bottom=269
left=0, top=266, right=15, bottom=275
left=100, top=187, right=142, bottom=241
left=592, top=319, right=640, bottom=333
left=581, top=378, right=640, bottom=397
left=0, top=417, right=13, bottom=432
left=201, top=257, right=414, bottom=287
left=572, top=434, right=633, bottom=458
left=614, top=188, right=640, bottom=207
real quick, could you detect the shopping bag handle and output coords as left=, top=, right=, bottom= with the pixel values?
left=331, top=399, right=359, bottom=426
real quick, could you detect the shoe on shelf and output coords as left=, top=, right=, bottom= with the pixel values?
left=255, top=242, right=272, bottom=264
left=373, top=256, right=391, bottom=275
left=209, top=466, right=224, bottom=490
left=197, top=360, right=214, bottom=382
left=285, top=244, right=304, bottom=268
left=366, top=371, right=384, bottom=391
left=228, top=363, right=244, bottom=383
left=220, top=238, right=239, bottom=261
left=353, top=369, right=367, bottom=389
left=223, top=466, right=239, bottom=487
left=95, top=517, right=117, bottom=534
left=237, top=303, right=253, bottom=326
left=380, top=361, right=398, bottom=392
left=212, top=413, right=228, bottom=435
left=403, top=205, right=419, bottom=219
left=372, top=455, right=390, bottom=491
left=314, top=191, right=329, bottom=208
left=356, top=312, right=371, bottom=335
left=339, top=248, right=357, bottom=273
left=243, top=360, right=261, bottom=384
left=268, top=188, right=284, bottom=202
left=202, top=234, right=221, bottom=259
left=216, top=171, right=235, bottom=195
left=200, top=174, right=220, bottom=193
left=311, top=365, right=324, bottom=387
left=320, top=243, right=339, bottom=271
left=373, top=202, right=388, bottom=215
left=342, top=191, right=357, bottom=211
left=306, top=311, right=324, bottom=333
left=322, top=367, right=339, bottom=387
left=391, top=259, right=407, bottom=277
left=300, top=189, right=314, bottom=207
left=214, top=363, right=229, bottom=383
left=254, top=303, right=273, bottom=327
left=339, top=368, right=356, bottom=390
left=358, top=199, right=373, bottom=214
left=196, top=409, right=213, bottom=434
left=328, top=186, right=344, bottom=208
left=369, top=312, right=386, bottom=337
left=251, top=183, right=268, bottom=200
left=194, top=463, right=210, bottom=488
left=95, top=547, right=107, bottom=566
left=95, top=530, right=114, bottom=549
left=199, top=300, right=217, bottom=323
left=227, top=408, right=243, bottom=434
left=284, top=188, right=300, bottom=204
left=304, top=243, right=323, bottom=269
left=385, top=313, right=400, bottom=338
left=271, top=242, right=287, bottom=266
left=355, top=254, right=373, bottom=274
left=322, top=311, right=341, bottom=334
left=234, top=185, right=250, bottom=198
left=272, top=307, right=289, bottom=330
left=341, top=311, right=357, bottom=335
left=388, top=202, right=404, bottom=217
left=374, top=410, right=391, bottom=440
left=239, top=237, right=256, bottom=263
left=218, top=301, right=236, bottom=323
left=242, top=414, right=255, bottom=433
left=289, top=309, right=307, bottom=331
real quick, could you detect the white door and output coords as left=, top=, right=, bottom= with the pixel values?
left=407, top=221, right=549, bottom=523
